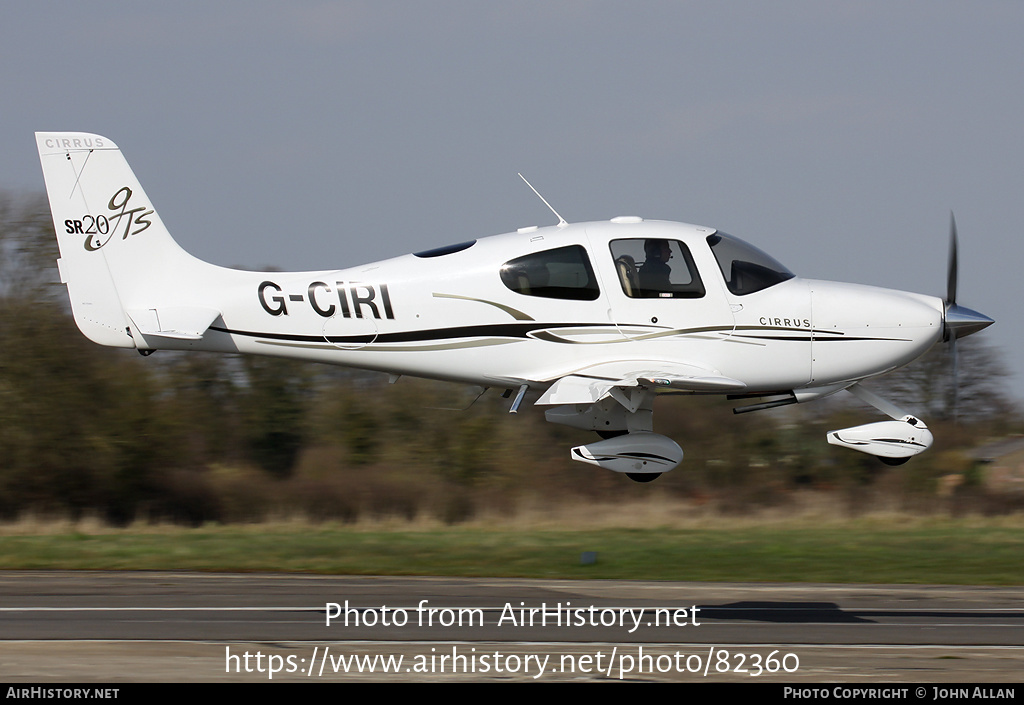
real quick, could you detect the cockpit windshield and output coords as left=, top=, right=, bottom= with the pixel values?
left=706, top=232, right=795, bottom=296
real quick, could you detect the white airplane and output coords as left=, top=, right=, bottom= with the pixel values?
left=36, top=132, right=993, bottom=481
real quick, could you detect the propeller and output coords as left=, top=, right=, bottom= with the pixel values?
left=943, top=213, right=994, bottom=341
left=942, top=213, right=994, bottom=419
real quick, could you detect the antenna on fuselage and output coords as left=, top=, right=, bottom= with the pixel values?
left=518, top=173, right=567, bottom=227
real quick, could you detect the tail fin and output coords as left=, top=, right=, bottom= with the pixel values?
left=36, top=132, right=210, bottom=348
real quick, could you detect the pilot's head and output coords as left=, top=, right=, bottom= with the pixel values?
left=644, top=239, right=671, bottom=262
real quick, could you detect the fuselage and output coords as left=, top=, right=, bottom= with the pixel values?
left=145, top=218, right=944, bottom=396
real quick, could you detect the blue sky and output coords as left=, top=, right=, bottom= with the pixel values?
left=3, top=2, right=1022, bottom=398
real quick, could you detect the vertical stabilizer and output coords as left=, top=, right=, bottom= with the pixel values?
left=36, top=132, right=200, bottom=348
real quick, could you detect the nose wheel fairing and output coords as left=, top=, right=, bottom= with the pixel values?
left=826, top=383, right=934, bottom=463
left=827, top=416, right=933, bottom=460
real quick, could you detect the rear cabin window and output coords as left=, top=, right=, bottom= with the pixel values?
left=413, top=240, right=476, bottom=258
left=499, top=245, right=600, bottom=301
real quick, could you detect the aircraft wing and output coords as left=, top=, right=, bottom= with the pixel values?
left=536, top=360, right=745, bottom=406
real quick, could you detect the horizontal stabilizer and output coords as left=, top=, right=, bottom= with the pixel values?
left=127, top=306, right=221, bottom=341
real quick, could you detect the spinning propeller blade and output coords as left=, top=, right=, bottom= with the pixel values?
left=942, top=213, right=994, bottom=420
left=943, top=213, right=993, bottom=342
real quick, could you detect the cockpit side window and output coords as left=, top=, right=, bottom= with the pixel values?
left=609, top=239, right=705, bottom=299
left=499, top=245, right=600, bottom=301
left=706, top=232, right=795, bottom=296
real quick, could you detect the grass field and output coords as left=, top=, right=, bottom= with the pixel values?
left=1, top=498, right=1022, bottom=584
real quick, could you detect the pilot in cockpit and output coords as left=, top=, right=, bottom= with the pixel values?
left=638, top=239, right=672, bottom=293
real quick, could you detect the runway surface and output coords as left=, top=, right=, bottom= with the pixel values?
left=0, top=571, right=1021, bottom=681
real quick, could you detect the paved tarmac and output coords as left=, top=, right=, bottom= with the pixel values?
left=0, top=572, right=1021, bottom=682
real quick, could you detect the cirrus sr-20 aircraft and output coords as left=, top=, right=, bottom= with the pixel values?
left=36, top=132, right=993, bottom=482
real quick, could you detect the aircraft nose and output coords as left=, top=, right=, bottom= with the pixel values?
left=810, top=282, right=944, bottom=334
left=944, top=303, right=994, bottom=341
left=809, top=281, right=945, bottom=383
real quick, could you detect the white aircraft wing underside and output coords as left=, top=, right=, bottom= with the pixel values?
left=536, top=359, right=746, bottom=406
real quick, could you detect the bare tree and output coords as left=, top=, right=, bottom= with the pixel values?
left=867, top=336, right=1016, bottom=423
left=0, top=193, right=60, bottom=302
